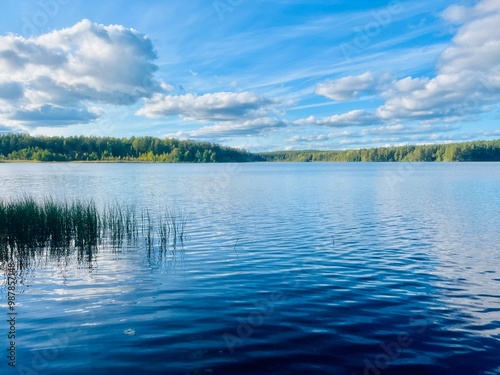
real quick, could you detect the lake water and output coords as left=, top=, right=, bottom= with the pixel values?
left=1, top=162, right=499, bottom=375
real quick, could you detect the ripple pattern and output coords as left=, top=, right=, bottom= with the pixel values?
left=0, top=162, right=499, bottom=374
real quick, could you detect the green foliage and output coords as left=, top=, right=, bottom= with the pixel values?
left=0, top=197, right=187, bottom=269
left=0, top=134, right=498, bottom=163
left=0, top=134, right=262, bottom=163
left=0, top=197, right=103, bottom=253
left=259, top=140, right=500, bottom=162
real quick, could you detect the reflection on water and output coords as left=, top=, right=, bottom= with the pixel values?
left=0, top=163, right=499, bottom=375
left=0, top=198, right=186, bottom=292
left=1, top=239, right=185, bottom=289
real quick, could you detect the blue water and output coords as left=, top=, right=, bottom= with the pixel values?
left=1, top=162, right=499, bottom=374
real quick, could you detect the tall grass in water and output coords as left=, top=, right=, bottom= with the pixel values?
left=103, top=202, right=138, bottom=249
left=0, top=197, right=102, bottom=269
left=143, top=207, right=186, bottom=251
left=145, top=207, right=186, bottom=272
left=0, top=197, right=186, bottom=271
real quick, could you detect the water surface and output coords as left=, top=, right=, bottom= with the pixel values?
left=1, top=162, right=499, bottom=374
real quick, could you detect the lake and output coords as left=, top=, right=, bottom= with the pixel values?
left=1, top=162, right=499, bottom=375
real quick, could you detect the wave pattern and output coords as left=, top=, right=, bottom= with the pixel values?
left=0, top=163, right=499, bottom=374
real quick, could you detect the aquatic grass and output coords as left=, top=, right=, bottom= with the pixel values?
left=123, top=204, right=139, bottom=243
left=151, top=207, right=186, bottom=251
left=142, top=206, right=187, bottom=273
left=167, top=207, right=186, bottom=246
left=3, top=196, right=47, bottom=250
left=157, top=211, right=170, bottom=251
left=103, top=202, right=138, bottom=249
left=0, top=197, right=187, bottom=271
left=70, top=199, right=101, bottom=250
left=42, top=198, right=73, bottom=249
left=141, top=208, right=154, bottom=251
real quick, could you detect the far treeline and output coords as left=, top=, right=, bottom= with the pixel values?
left=0, top=134, right=499, bottom=162
left=0, top=134, right=262, bottom=162
left=259, top=139, right=500, bottom=162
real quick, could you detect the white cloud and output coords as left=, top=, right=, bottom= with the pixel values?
left=315, top=72, right=375, bottom=101
left=0, top=19, right=161, bottom=129
left=295, top=109, right=379, bottom=127
left=299, top=0, right=500, bottom=146
left=161, top=82, right=175, bottom=91
left=389, top=76, right=428, bottom=94
left=441, top=0, right=498, bottom=24
left=441, top=5, right=469, bottom=24
left=137, top=91, right=277, bottom=122
left=377, top=0, right=500, bottom=122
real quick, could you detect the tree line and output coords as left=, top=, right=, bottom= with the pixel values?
left=0, top=134, right=498, bottom=162
left=258, top=139, right=500, bottom=162
left=0, top=134, right=262, bottom=162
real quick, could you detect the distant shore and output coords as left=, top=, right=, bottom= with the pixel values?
left=1, top=159, right=498, bottom=164
left=1, top=135, right=499, bottom=163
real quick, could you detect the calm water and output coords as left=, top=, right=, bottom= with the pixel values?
left=1, top=162, right=499, bottom=375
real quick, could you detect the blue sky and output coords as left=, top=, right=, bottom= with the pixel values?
left=0, top=0, right=499, bottom=151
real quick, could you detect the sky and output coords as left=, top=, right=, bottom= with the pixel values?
left=0, top=0, right=499, bottom=151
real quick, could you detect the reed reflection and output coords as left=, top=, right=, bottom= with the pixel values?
left=0, top=197, right=187, bottom=287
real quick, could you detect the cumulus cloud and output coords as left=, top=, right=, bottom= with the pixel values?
left=294, top=110, right=379, bottom=127
left=315, top=72, right=375, bottom=101
left=0, top=19, right=161, bottom=129
left=302, top=0, right=500, bottom=145
left=137, top=92, right=276, bottom=122
left=377, top=0, right=500, bottom=122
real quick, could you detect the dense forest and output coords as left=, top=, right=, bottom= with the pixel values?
left=259, top=139, right=500, bottom=162
left=0, top=134, right=498, bottom=162
left=0, top=134, right=262, bottom=162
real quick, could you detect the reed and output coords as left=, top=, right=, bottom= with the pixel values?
left=0, top=197, right=186, bottom=267
left=156, top=207, right=186, bottom=250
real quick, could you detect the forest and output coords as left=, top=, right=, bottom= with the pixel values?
left=259, top=139, right=500, bottom=162
left=0, top=134, right=262, bottom=162
left=0, top=134, right=499, bottom=162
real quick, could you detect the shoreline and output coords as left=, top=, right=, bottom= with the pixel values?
left=1, top=160, right=496, bottom=164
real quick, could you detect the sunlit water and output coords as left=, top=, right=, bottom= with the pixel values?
left=1, top=162, right=499, bottom=375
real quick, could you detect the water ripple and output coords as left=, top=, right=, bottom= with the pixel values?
left=0, top=163, right=499, bottom=374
